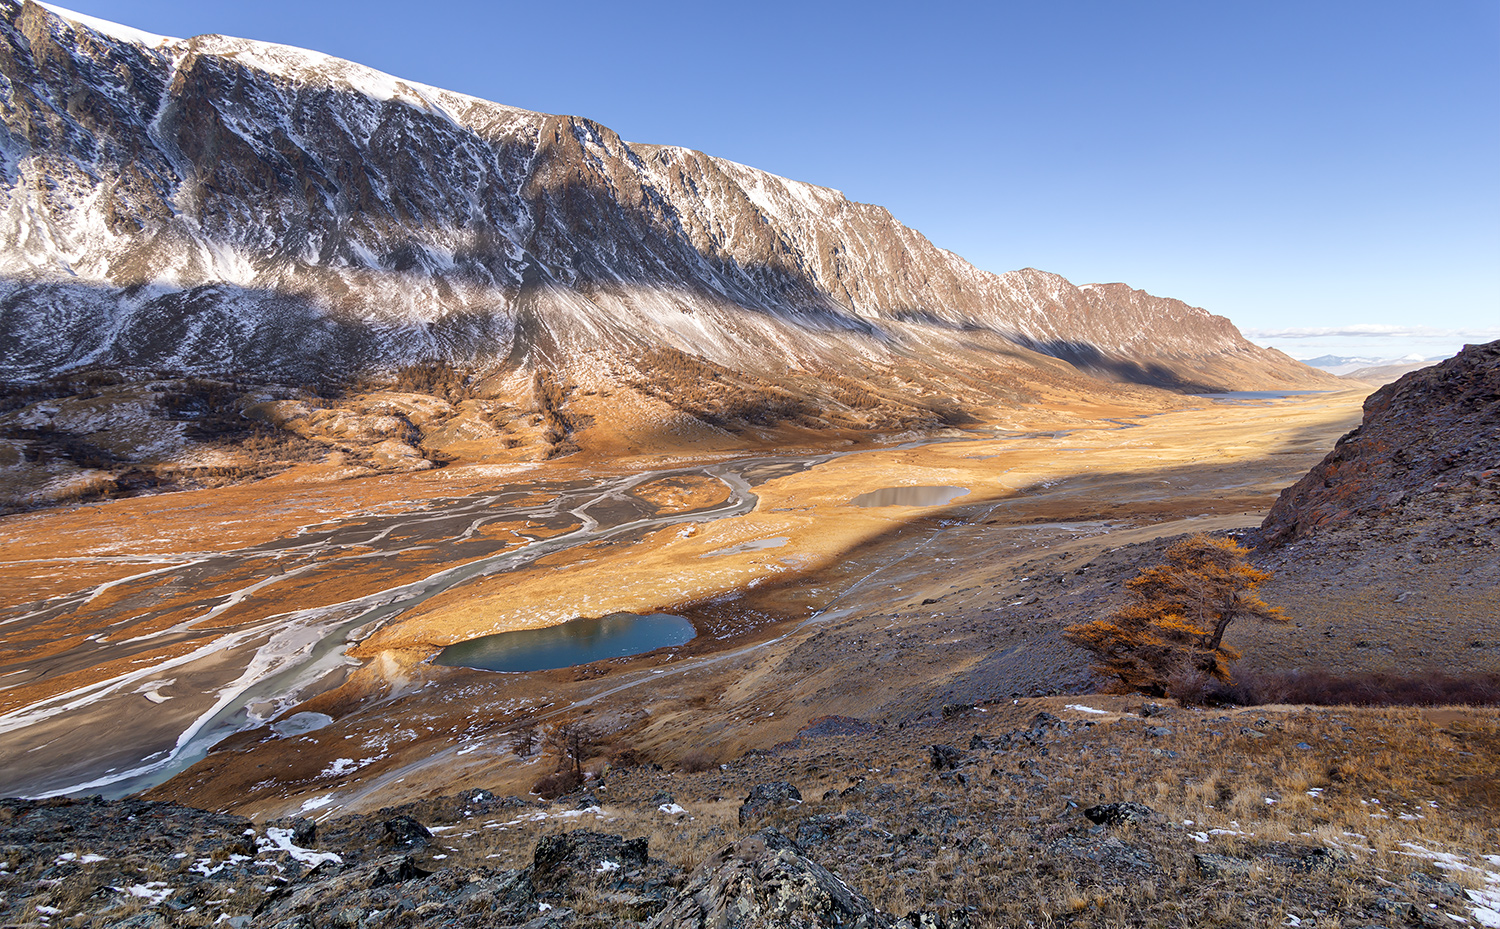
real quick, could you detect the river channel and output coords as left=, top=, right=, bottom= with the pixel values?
left=0, top=448, right=860, bottom=799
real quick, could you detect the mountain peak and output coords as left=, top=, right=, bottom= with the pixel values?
left=2, top=0, right=1332, bottom=400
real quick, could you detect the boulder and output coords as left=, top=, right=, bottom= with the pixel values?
left=370, top=856, right=431, bottom=887
left=929, top=744, right=964, bottom=770
left=381, top=815, right=431, bottom=848
left=738, top=782, right=803, bottom=825
left=1082, top=802, right=1157, bottom=826
left=645, top=829, right=884, bottom=928
left=1048, top=835, right=1156, bottom=872
left=532, top=829, right=650, bottom=894
left=1194, top=852, right=1253, bottom=879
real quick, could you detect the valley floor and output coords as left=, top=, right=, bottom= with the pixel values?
left=4, top=384, right=1499, bottom=926
left=0, top=386, right=1406, bottom=808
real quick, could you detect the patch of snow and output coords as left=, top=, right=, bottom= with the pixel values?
left=658, top=803, right=687, bottom=815
left=53, top=852, right=107, bottom=865
left=117, top=882, right=173, bottom=905
left=596, top=859, right=619, bottom=873
left=193, top=854, right=250, bottom=877
left=259, top=827, right=342, bottom=868
left=135, top=679, right=175, bottom=704
left=1398, top=842, right=1500, bottom=927
left=1065, top=704, right=1109, bottom=715
left=37, top=3, right=175, bottom=48
left=319, top=756, right=378, bottom=778
left=298, top=794, right=335, bottom=814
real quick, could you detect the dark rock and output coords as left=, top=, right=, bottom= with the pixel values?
left=738, top=782, right=803, bottom=825
left=645, top=829, right=887, bottom=928
left=1143, top=726, right=1173, bottom=737
left=966, top=733, right=991, bottom=751
left=1047, top=835, right=1156, bottom=872
left=381, top=815, right=431, bottom=848
left=1139, top=702, right=1165, bottom=717
left=267, top=816, right=316, bottom=847
left=1082, top=802, right=1156, bottom=826
left=370, top=855, right=432, bottom=887
left=1266, top=847, right=1350, bottom=873
left=1194, top=852, right=1253, bottom=879
left=1410, top=871, right=1466, bottom=899
left=516, top=910, right=575, bottom=929
left=929, top=744, right=964, bottom=770
left=532, top=829, right=650, bottom=893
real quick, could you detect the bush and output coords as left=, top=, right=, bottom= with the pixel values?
left=1220, top=669, right=1500, bottom=707
left=678, top=749, right=716, bottom=773
left=531, top=768, right=583, bottom=799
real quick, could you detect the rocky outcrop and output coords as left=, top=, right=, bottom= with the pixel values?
left=738, top=782, right=803, bottom=826
left=645, top=829, right=886, bottom=929
left=1261, top=340, right=1500, bottom=544
left=0, top=1, right=1329, bottom=395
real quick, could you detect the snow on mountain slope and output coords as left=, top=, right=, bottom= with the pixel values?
left=1, top=0, right=1328, bottom=391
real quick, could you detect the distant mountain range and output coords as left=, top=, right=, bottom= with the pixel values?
left=0, top=0, right=1332, bottom=398
left=1299, top=354, right=1444, bottom=378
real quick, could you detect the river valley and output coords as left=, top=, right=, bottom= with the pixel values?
left=0, top=389, right=1373, bottom=812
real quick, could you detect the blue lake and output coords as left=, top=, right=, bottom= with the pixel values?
left=433, top=612, right=696, bottom=672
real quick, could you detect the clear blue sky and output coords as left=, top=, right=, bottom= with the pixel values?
left=46, top=0, right=1500, bottom=360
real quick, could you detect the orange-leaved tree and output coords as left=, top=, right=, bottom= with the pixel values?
left=1064, top=533, right=1286, bottom=697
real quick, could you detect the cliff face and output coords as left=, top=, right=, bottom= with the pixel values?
left=1, top=1, right=1328, bottom=391
left=1261, top=340, right=1500, bottom=544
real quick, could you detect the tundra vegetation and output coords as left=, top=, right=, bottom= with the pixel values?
left=1064, top=534, right=1287, bottom=700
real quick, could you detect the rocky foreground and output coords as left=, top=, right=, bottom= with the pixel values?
left=4, top=698, right=1497, bottom=928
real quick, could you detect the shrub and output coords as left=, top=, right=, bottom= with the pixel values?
left=1224, top=669, right=1500, bottom=707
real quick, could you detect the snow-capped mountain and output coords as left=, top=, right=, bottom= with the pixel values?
left=0, top=0, right=1327, bottom=391
left=1300, top=354, right=1440, bottom=377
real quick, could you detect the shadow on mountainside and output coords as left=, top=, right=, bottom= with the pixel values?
left=0, top=1, right=1322, bottom=396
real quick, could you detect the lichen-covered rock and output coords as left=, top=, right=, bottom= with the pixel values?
left=532, top=829, right=649, bottom=892
left=646, top=829, right=885, bottom=928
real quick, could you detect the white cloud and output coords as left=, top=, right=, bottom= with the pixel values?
left=1242, top=324, right=1500, bottom=341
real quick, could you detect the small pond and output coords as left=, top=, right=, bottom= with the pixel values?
left=433, top=612, right=695, bottom=672
left=848, top=485, right=970, bottom=507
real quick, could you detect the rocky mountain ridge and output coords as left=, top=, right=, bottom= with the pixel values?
left=1260, top=340, right=1499, bottom=544
left=1, top=0, right=1325, bottom=394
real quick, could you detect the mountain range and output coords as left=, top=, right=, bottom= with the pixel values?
left=0, top=0, right=1330, bottom=397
